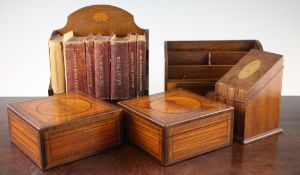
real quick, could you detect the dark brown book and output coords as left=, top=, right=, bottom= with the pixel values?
left=63, top=36, right=87, bottom=93
left=136, top=34, right=147, bottom=96
left=128, top=34, right=137, bottom=98
left=110, top=35, right=130, bottom=100
left=94, top=36, right=110, bottom=100
left=85, top=35, right=97, bottom=96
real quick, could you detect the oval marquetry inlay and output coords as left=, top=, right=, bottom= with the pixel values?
left=150, top=97, right=201, bottom=114
left=36, top=98, right=92, bottom=116
left=238, top=59, right=261, bottom=79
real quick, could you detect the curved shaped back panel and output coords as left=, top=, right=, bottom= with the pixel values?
left=54, top=5, right=146, bottom=36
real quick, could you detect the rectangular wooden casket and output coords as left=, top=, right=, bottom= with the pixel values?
left=215, top=49, right=284, bottom=144
left=118, top=89, right=233, bottom=166
left=7, top=92, right=122, bottom=170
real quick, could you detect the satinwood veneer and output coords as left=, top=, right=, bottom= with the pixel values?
left=118, top=89, right=234, bottom=166
left=7, top=92, right=122, bottom=170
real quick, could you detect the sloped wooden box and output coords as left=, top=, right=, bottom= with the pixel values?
left=118, top=89, right=234, bottom=165
left=48, top=5, right=149, bottom=98
left=165, top=40, right=263, bottom=96
left=215, top=49, right=284, bottom=144
left=7, top=92, right=122, bottom=170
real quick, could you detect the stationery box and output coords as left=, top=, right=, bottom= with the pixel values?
left=118, top=89, right=233, bottom=166
left=7, top=92, right=122, bottom=170
left=165, top=40, right=263, bottom=96
left=215, top=49, right=284, bottom=144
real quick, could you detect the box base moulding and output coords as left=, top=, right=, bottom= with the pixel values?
left=235, top=128, right=283, bottom=144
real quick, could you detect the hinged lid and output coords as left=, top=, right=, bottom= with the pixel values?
left=118, top=89, right=232, bottom=131
left=215, top=49, right=283, bottom=104
left=7, top=92, right=121, bottom=130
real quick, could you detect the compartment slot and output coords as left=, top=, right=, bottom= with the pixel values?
left=166, top=40, right=262, bottom=51
left=210, top=51, right=246, bottom=65
left=168, top=65, right=233, bottom=79
left=168, top=50, right=209, bottom=65
left=168, top=51, right=246, bottom=66
left=166, top=80, right=216, bottom=95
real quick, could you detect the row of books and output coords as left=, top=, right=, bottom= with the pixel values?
left=48, top=31, right=147, bottom=100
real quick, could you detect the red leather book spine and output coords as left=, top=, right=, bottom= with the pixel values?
left=64, top=42, right=87, bottom=93
left=128, top=40, right=137, bottom=98
left=110, top=42, right=130, bottom=100
left=136, top=38, right=147, bottom=96
left=94, top=41, right=110, bottom=99
left=85, top=40, right=95, bottom=96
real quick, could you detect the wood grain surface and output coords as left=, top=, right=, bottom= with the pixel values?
left=6, top=93, right=122, bottom=170
left=118, top=89, right=233, bottom=127
left=0, top=96, right=299, bottom=174
left=165, top=40, right=263, bottom=95
left=118, top=89, right=233, bottom=165
left=215, top=49, right=284, bottom=144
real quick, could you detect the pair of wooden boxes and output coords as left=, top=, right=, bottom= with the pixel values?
left=7, top=89, right=234, bottom=169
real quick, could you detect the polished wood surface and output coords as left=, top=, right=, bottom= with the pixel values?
left=56, top=5, right=144, bottom=36
left=8, top=110, right=42, bottom=167
left=125, top=112, right=164, bottom=162
left=165, top=40, right=263, bottom=95
left=166, top=112, right=233, bottom=165
left=8, top=92, right=120, bottom=129
left=49, top=5, right=149, bottom=96
left=0, top=96, right=299, bottom=174
left=216, top=49, right=283, bottom=101
left=6, top=93, right=122, bottom=170
left=118, top=89, right=233, bottom=126
left=118, top=89, right=233, bottom=165
left=215, top=49, right=284, bottom=144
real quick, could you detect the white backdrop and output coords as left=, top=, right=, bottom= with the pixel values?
left=0, top=0, right=299, bottom=96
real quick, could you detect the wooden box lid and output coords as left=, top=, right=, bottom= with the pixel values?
left=215, top=49, right=284, bottom=103
left=7, top=92, right=121, bottom=130
left=118, top=89, right=233, bottom=128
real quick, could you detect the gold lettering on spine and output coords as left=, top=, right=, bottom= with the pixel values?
left=116, top=56, right=122, bottom=86
left=73, top=48, right=78, bottom=91
left=138, top=50, right=143, bottom=91
left=99, top=54, right=104, bottom=85
left=130, top=52, right=135, bottom=88
left=87, top=46, right=93, bottom=88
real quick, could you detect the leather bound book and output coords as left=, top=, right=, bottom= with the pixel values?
left=48, top=35, right=65, bottom=93
left=110, top=35, right=130, bottom=100
left=215, top=49, right=284, bottom=144
left=94, top=36, right=110, bottom=100
left=136, top=34, right=147, bottom=96
left=85, top=35, right=97, bottom=97
left=128, top=34, right=137, bottom=98
left=63, top=36, right=87, bottom=93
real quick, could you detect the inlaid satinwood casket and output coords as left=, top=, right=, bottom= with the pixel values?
left=7, top=92, right=122, bottom=170
left=118, top=89, right=233, bottom=166
left=215, top=49, right=284, bottom=144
